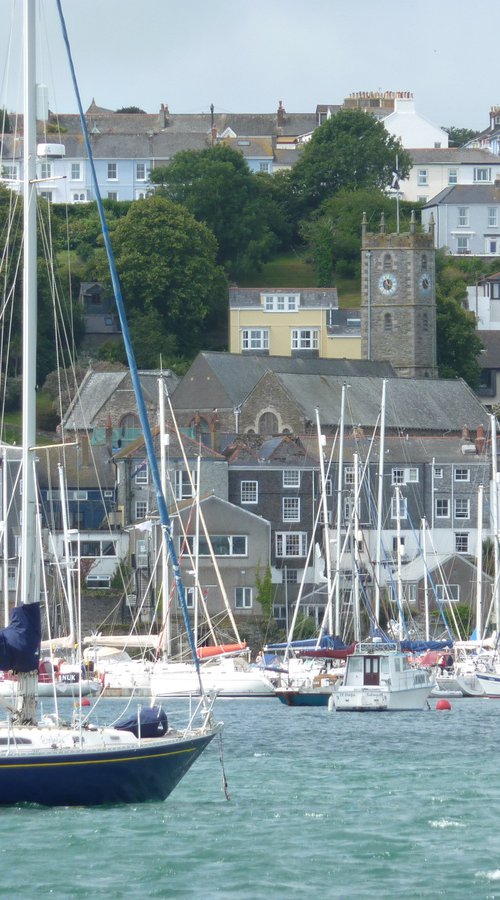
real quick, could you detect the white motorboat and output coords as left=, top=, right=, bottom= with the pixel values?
left=152, top=654, right=276, bottom=698
left=331, top=641, right=434, bottom=711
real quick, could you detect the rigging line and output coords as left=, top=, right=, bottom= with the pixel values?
left=56, top=2, right=202, bottom=683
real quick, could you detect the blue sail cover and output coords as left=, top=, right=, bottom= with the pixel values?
left=0, top=603, right=41, bottom=673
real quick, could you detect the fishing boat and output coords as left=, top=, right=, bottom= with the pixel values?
left=331, top=640, right=434, bottom=711
left=0, top=0, right=220, bottom=806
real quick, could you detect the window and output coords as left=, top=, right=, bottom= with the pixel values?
left=417, top=169, right=428, bottom=186
left=276, top=532, right=307, bottom=557
left=259, top=162, right=270, bottom=173
left=325, top=478, right=333, bottom=496
left=69, top=540, right=117, bottom=558
left=136, top=162, right=146, bottom=180
left=391, top=496, right=407, bottom=519
left=448, top=168, right=457, bottom=185
left=186, top=535, right=247, bottom=556
left=434, top=466, right=443, bottom=479
left=283, top=497, right=300, bottom=522
left=40, top=162, right=52, bottom=179
left=454, top=468, right=469, bottom=482
left=184, top=587, right=195, bottom=609
left=135, top=462, right=148, bottom=484
left=1, top=164, right=17, bottom=180
left=40, top=191, right=53, bottom=202
left=455, top=498, right=470, bottom=519
left=392, top=468, right=405, bottom=485
left=107, top=192, right=118, bottom=201
left=457, top=207, right=469, bottom=227
left=384, top=313, right=392, bottom=332
left=71, top=162, right=81, bottom=180
left=107, top=163, right=117, bottom=180
left=282, top=568, right=298, bottom=584
left=241, top=480, right=258, bottom=504
left=175, top=469, right=196, bottom=500
left=283, top=470, right=300, bottom=488
left=457, top=236, right=470, bottom=255
left=72, top=192, right=86, bottom=202
left=474, top=167, right=491, bottom=182
left=263, top=294, right=298, bottom=312
left=422, top=312, right=429, bottom=332
left=235, top=587, right=252, bottom=609
left=488, top=207, right=499, bottom=227
left=436, top=584, right=459, bottom=602
left=241, top=329, right=269, bottom=351
left=435, top=498, right=450, bottom=518
left=487, top=239, right=498, bottom=255
left=392, top=536, right=405, bottom=555
left=291, top=329, right=319, bottom=350
left=319, top=508, right=332, bottom=525
left=392, top=468, right=418, bottom=485
left=135, top=500, right=148, bottom=519
left=455, top=532, right=469, bottom=553
left=344, top=466, right=355, bottom=485
left=86, top=575, right=111, bottom=590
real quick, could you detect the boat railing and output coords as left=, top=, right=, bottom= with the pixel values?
left=355, top=642, right=399, bottom=654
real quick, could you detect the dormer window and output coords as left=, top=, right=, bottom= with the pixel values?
left=263, top=293, right=299, bottom=311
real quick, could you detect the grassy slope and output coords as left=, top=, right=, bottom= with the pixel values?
left=238, top=252, right=361, bottom=307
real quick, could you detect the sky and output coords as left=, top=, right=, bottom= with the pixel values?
left=0, top=0, right=497, bottom=132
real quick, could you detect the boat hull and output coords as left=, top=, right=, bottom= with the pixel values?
left=474, top=672, right=500, bottom=698
left=333, top=684, right=432, bottom=711
left=0, top=729, right=216, bottom=806
left=275, top=689, right=330, bottom=707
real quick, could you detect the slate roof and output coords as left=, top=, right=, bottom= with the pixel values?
left=423, top=183, right=500, bottom=207
left=476, top=331, right=500, bottom=367
left=229, top=287, right=339, bottom=308
left=270, top=373, right=488, bottom=432
left=36, top=441, right=115, bottom=489
left=113, top=424, right=225, bottom=462
left=171, top=352, right=395, bottom=411
left=62, top=369, right=179, bottom=430
left=299, top=432, right=492, bottom=466
left=409, top=148, right=500, bottom=164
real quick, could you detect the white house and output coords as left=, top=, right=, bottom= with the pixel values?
left=382, top=96, right=449, bottom=149
left=397, top=149, right=500, bottom=204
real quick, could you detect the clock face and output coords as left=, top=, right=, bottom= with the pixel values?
left=419, top=272, right=432, bottom=293
left=378, top=273, right=398, bottom=296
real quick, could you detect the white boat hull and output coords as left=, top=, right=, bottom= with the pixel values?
left=474, top=672, right=500, bottom=698
left=333, top=683, right=432, bottom=711
left=152, top=659, right=275, bottom=698
left=434, top=673, right=485, bottom=697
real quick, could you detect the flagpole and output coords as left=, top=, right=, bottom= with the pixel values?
left=396, top=154, right=400, bottom=234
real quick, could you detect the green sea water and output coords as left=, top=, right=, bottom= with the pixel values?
left=1, top=696, right=499, bottom=899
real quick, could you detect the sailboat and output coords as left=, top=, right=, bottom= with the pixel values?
left=0, top=0, right=220, bottom=806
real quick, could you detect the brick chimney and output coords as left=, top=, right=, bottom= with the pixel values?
left=277, top=100, right=286, bottom=128
left=475, top=423, right=486, bottom=454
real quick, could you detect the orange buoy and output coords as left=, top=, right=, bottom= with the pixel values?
left=435, top=698, right=451, bottom=711
left=81, top=697, right=91, bottom=707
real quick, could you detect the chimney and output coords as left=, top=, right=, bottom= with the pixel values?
left=462, top=425, right=470, bottom=441
left=475, top=423, right=486, bottom=455
left=80, top=434, right=90, bottom=468
left=277, top=100, right=286, bottom=128
left=210, top=103, right=217, bottom=146
left=105, top=414, right=113, bottom=456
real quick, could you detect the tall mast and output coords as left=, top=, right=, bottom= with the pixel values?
left=20, top=0, right=39, bottom=608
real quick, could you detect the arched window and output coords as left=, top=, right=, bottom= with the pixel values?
left=258, top=412, right=279, bottom=435
left=383, top=253, right=393, bottom=269
left=120, top=413, right=140, bottom=435
left=384, top=313, right=392, bottom=332
left=421, top=253, right=428, bottom=270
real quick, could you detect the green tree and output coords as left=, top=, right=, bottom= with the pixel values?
left=255, top=563, right=273, bottom=618
left=435, top=252, right=482, bottom=387
left=301, top=188, right=416, bottom=283
left=150, top=144, right=289, bottom=277
left=96, top=195, right=227, bottom=357
left=286, top=109, right=412, bottom=219
left=444, top=126, right=479, bottom=147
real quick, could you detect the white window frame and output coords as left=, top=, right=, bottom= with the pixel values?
left=186, top=535, right=247, bottom=557
left=71, top=162, right=82, bottom=181
left=417, top=169, right=428, bottom=186
left=291, top=328, right=319, bottom=350
left=488, top=207, right=499, bottom=228
left=175, top=469, right=196, bottom=500
left=40, top=161, right=52, bottom=179
left=474, top=167, right=491, bottom=183
left=457, top=207, right=469, bottom=227
left=435, top=498, right=450, bottom=518
left=241, top=328, right=269, bottom=351
left=135, top=500, right=148, bottom=519
left=235, top=587, right=253, bottom=609
left=448, top=168, right=457, bottom=185
left=391, top=496, right=407, bottom=520
left=455, top=532, right=469, bottom=554
left=275, top=532, right=307, bottom=558
left=436, top=584, right=460, bottom=602
left=457, top=236, right=470, bottom=254
left=136, top=162, right=146, bottom=181
left=434, top=466, right=443, bottom=479
left=1, top=164, right=18, bottom=181
left=454, top=467, right=470, bottom=482
left=392, top=468, right=405, bottom=485
left=487, top=238, right=498, bottom=255
left=135, top=462, right=148, bottom=485
left=283, top=496, right=300, bottom=522
left=344, top=466, right=355, bottom=485
left=283, top=469, right=300, bottom=488
left=263, top=294, right=299, bottom=312
left=107, top=192, right=118, bottom=201
left=241, top=480, right=258, bottom=504
left=107, top=162, right=117, bottom=180
left=454, top=498, right=470, bottom=519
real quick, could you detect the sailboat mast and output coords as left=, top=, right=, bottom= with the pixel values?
left=20, top=0, right=39, bottom=608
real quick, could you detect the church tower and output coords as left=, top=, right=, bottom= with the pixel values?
left=360, top=211, right=437, bottom=378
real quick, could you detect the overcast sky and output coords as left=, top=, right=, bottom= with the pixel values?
left=1, top=0, right=496, bottom=132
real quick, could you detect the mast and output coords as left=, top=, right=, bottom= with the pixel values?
left=374, top=379, right=386, bottom=623
left=315, top=408, right=333, bottom=634
left=476, top=483, right=484, bottom=640
left=334, top=385, right=346, bottom=635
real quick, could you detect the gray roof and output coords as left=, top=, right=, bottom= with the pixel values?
left=424, top=183, right=500, bottom=207
left=300, top=431, right=492, bottom=465
left=476, top=331, right=500, bottom=367
left=36, top=441, right=115, bottom=489
left=62, top=369, right=179, bottom=430
left=272, top=373, right=488, bottom=432
left=229, top=287, right=339, bottom=309
left=172, top=352, right=395, bottom=411
left=409, top=148, right=500, bottom=164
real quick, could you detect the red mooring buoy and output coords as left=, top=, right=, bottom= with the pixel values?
left=435, top=698, right=452, bottom=711
left=81, top=697, right=91, bottom=707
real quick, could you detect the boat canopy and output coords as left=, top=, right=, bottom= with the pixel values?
left=0, top=603, right=41, bottom=673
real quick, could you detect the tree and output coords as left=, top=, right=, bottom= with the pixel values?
left=435, top=252, right=483, bottom=387
left=444, top=126, right=479, bottom=147
left=150, top=144, right=290, bottom=277
left=115, top=106, right=146, bottom=114
left=301, top=188, right=416, bottom=283
left=96, top=195, right=227, bottom=357
left=286, top=109, right=412, bottom=219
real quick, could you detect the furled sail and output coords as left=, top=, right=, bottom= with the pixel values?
left=0, top=603, right=41, bottom=673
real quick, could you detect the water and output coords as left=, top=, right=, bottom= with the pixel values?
left=2, top=696, right=500, bottom=899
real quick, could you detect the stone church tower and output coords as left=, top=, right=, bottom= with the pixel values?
left=360, top=211, right=437, bottom=378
